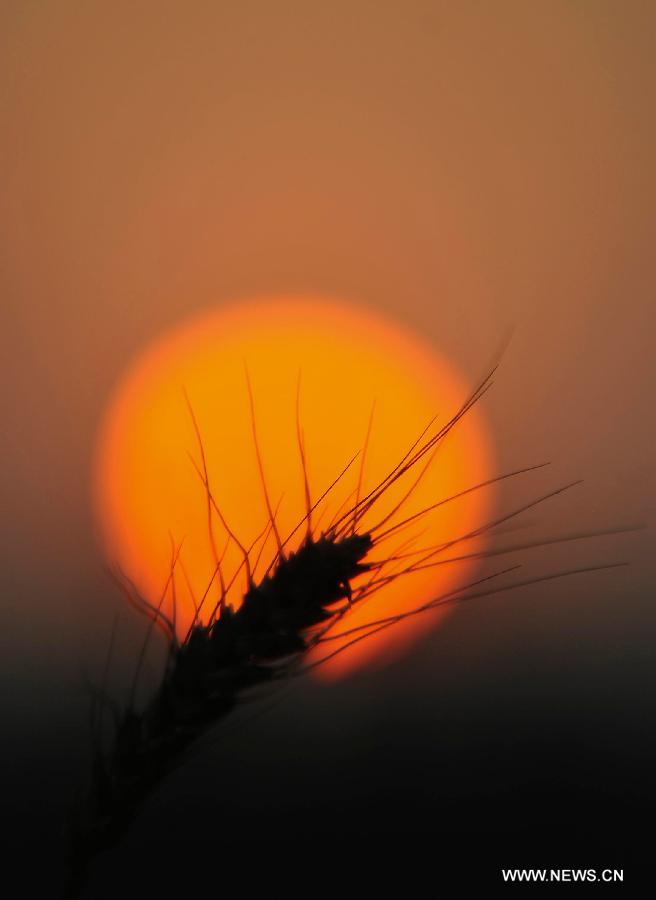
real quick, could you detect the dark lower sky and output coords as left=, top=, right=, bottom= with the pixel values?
left=1, top=1, right=654, bottom=894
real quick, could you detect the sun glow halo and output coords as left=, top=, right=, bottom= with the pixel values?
left=93, top=298, right=494, bottom=678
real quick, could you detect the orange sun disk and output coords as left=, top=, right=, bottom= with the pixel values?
left=93, top=297, right=494, bottom=678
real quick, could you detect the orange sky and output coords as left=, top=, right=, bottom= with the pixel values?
left=0, top=1, right=653, bottom=674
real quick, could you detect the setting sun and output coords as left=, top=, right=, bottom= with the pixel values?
left=93, top=297, right=494, bottom=677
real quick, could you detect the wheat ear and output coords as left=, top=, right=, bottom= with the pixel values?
left=65, top=370, right=629, bottom=897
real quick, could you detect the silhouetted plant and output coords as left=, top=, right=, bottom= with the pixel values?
left=65, top=368, right=628, bottom=898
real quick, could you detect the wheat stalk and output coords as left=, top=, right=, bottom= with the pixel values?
left=64, top=369, right=628, bottom=897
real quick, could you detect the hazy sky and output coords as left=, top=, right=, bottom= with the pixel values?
left=2, top=0, right=653, bottom=653
left=1, top=4, right=654, bottom=886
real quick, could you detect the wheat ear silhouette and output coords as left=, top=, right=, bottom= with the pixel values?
left=64, top=367, right=628, bottom=898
